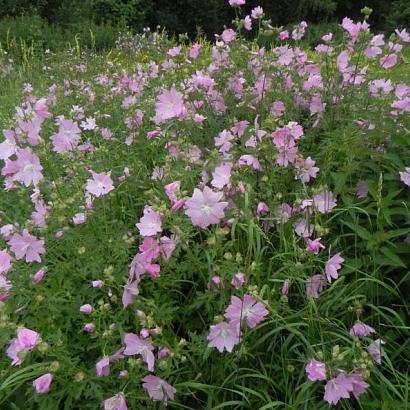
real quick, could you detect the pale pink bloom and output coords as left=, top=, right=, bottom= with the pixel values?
left=396, top=28, right=410, bottom=43
left=215, top=129, right=235, bottom=153
left=305, top=359, right=326, bottom=381
left=356, top=180, right=368, bottom=198
left=168, top=46, right=181, bottom=57
left=119, top=370, right=128, bottom=378
left=34, top=98, right=51, bottom=119
left=136, top=206, right=162, bottom=237
left=325, top=253, right=344, bottom=282
left=86, top=171, right=114, bottom=197
left=159, top=236, right=176, bottom=261
left=13, top=148, right=43, bottom=187
left=8, top=229, right=45, bottom=263
left=79, top=304, right=93, bottom=314
left=337, top=50, right=350, bottom=72
left=72, top=212, right=87, bottom=225
left=0, top=133, right=17, bottom=160
left=0, top=250, right=12, bottom=274
left=102, top=393, right=128, bottom=410
left=279, top=31, right=289, bottom=40
left=380, top=54, right=398, bottom=69
left=122, top=280, right=140, bottom=308
left=305, top=274, right=325, bottom=298
left=322, top=33, right=333, bottom=42
left=349, top=322, right=376, bottom=338
left=207, top=321, right=240, bottom=352
left=294, top=218, right=313, bottom=238
left=324, top=373, right=353, bottom=405
left=123, top=333, right=155, bottom=372
left=189, top=43, right=201, bottom=59
left=231, top=120, right=249, bottom=137
left=224, top=295, right=268, bottom=328
left=51, top=119, right=81, bottom=153
left=0, top=274, right=12, bottom=298
left=185, top=186, right=228, bottom=229
left=349, top=373, right=370, bottom=399
left=295, top=157, right=319, bottom=182
left=251, top=6, right=263, bottom=19
left=17, top=328, right=40, bottom=349
left=306, top=237, right=325, bottom=254
left=96, top=356, right=110, bottom=377
left=142, top=375, right=176, bottom=402
left=368, top=338, right=385, bottom=364
left=92, top=280, right=103, bottom=288
left=257, top=202, right=269, bottom=216
left=399, top=167, right=410, bottom=187
left=80, top=117, right=97, bottom=131
left=164, top=181, right=181, bottom=203
left=228, top=0, right=245, bottom=6
left=209, top=275, right=225, bottom=291
left=154, top=87, right=185, bottom=124
left=221, top=29, right=236, bottom=44
left=32, top=268, right=46, bottom=284
left=272, top=100, right=285, bottom=117
left=139, top=237, right=160, bottom=260
left=32, top=373, right=53, bottom=394
left=313, top=191, right=337, bottom=214
left=158, top=347, right=170, bottom=359
left=238, top=155, right=263, bottom=171
left=84, top=323, right=96, bottom=333
left=277, top=203, right=292, bottom=223
left=211, top=163, right=232, bottom=189
left=6, top=338, right=24, bottom=365
left=281, top=280, right=289, bottom=295
left=231, top=272, right=246, bottom=289
left=244, top=16, right=252, bottom=31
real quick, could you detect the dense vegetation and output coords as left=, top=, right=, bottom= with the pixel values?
left=0, top=2, right=409, bottom=409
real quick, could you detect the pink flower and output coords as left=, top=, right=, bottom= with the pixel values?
left=72, top=212, right=87, bottom=225
left=244, top=16, right=252, bottom=31
left=229, top=0, right=245, bottom=6
left=207, top=321, right=240, bottom=352
left=325, top=253, right=344, bottom=282
left=324, top=373, right=353, bottom=405
left=281, top=280, right=289, bottom=295
left=159, top=236, right=176, bottom=261
left=395, top=28, right=410, bottom=43
left=349, top=322, right=376, bottom=338
left=168, top=46, right=181, bottom=57
left=399, top=167, right=410, bottom=187
left=32, top=268, right=46, bottom=284
left=238, top=155, right=263, bottom=171
left=32, top=373, right=53, bottom=394
left=356, top=180, right=369, bottom=198
left=380, top=54, right=398, bottom=69
left=294, top=218, right=313, bottom=238
left=305, top=359, right=326, bottom=381
left=136, top=207, right=162, bottom=237
left=142, top=375, right=176, bottom=402
left=154, top=87, right=185, bottom=124
left=221, top=29, right=236, bottom=44
left=224, top=295, right=268, bottom=328
left=86, top=171, right=114, bottom=197
left=305, top=274, right=325, bottom=298
left=96, top=356, right=110, bottom=377
left=17, top=328, right=40, bottom=349
left=123, top=333, right=155, bottom=372
left=349, top=373, right=369, bottom=399
left=8, top=229, right=45, bottom=263
left=313, top=191, right=337, bottom=213
left=257, top=202, right=269, bottom=216
left=279, top=31, right=289, bottom=40
left=51, top=119, right=81, bottom=153
left=251, top=6, right=263, bottom=19
left=231, top=272, right=246, bottom=289
left=211, top=163, right=232, bottom=189
left=79, top=304, right=93, bottom=314
left=13, top=148, right=43, bottom=187
left=306, top=237, right=325, bottom=254
left=0, top=133, right=17, bottom=160
left=368, top=338, right=385, bottom=364
left=185, top=186, right=228, bottom=229
left=6, top=338, right=24, bottom=365
left=189, top=43, right=201, bottom=59
left=84, top=323, right=96, bottom=333
left=0, top=250, right=12, bottom=274
left=295, top=157, right=319, bottom=182
left=102, top=393, right=128, bottom=410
